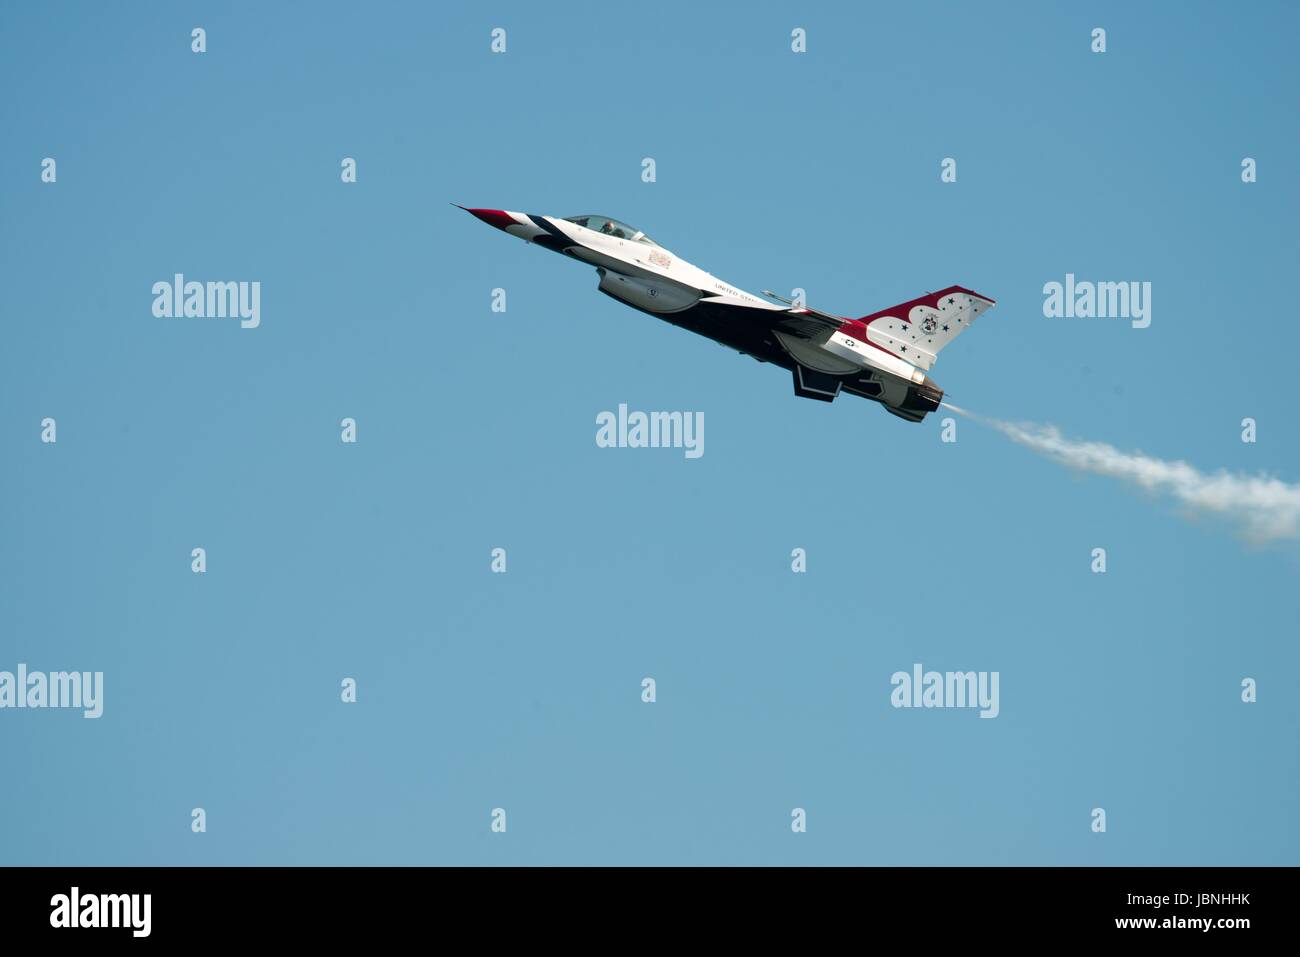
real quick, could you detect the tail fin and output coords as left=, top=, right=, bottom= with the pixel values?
left=858, top=285, right=995, bottom=371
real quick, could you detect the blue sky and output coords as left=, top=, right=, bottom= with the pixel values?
left=1, top=1, right=1297, bottom=865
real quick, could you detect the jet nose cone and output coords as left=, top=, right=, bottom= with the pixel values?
left=454, top=205, right=519, bottom=232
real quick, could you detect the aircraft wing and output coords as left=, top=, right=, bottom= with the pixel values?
left=774, top=307, right=843, bottom=339
left=759, top=290, right=846, bottom=339
left=703, top=292, right=845, bottom=341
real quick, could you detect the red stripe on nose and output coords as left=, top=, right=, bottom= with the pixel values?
left=461, top=207, right=517, bottom=231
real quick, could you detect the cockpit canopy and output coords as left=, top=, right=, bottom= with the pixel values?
left=563, top=215, right=659, bottom=247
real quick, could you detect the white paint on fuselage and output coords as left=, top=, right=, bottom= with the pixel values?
left=539, top=216, right=780, bottom=311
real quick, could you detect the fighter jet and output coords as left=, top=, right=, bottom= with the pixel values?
left=458, top=206, right=995, bottom=422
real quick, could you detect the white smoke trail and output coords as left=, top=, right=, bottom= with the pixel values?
left=941, top=403, right=1300, bottom=543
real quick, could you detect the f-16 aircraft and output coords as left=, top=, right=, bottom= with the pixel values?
left=458, top=206, right=995, bottom=422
